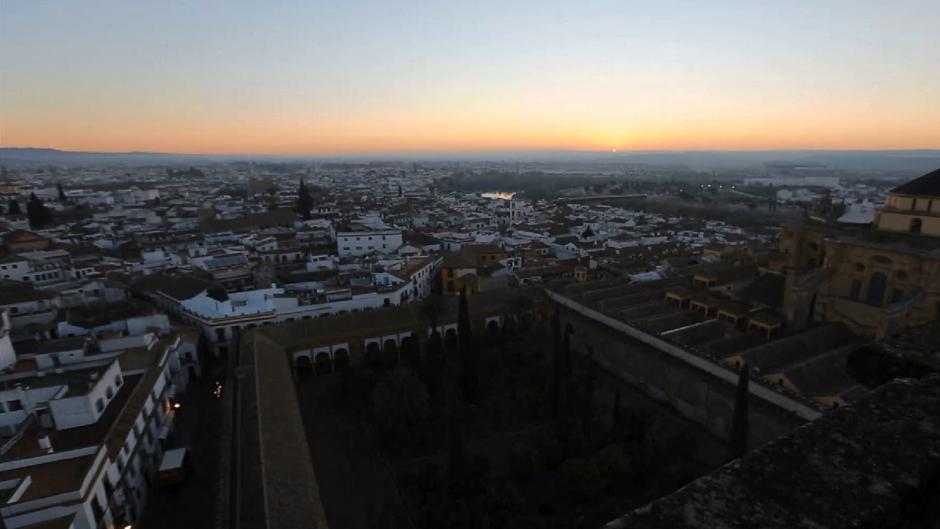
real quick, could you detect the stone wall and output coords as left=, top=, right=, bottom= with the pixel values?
left=552, top=295, right=812, bottom=450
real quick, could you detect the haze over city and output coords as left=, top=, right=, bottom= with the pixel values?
left=2, top=0, right=939, bottom=155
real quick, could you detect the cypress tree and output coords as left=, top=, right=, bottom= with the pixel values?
left=551, top=308, right=562, bottom=417
left=425, top=331, right=445, bottom=404
left=57, top=183, right=67, bottom=202
left=445, top=402, right=468, bottom=494
left=731, top=363, right=750, bottom=457
left=296, top=178, right=313, bottom=220
left=26, top=193, right=53, bottom=229
left=7, top=198, right=22, bottom=216
left=562, top=327, right=572, bottom=380
left=457, top=286, right=478, bottom=405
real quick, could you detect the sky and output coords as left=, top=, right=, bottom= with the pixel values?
left=1, top=0, right=939, bottom=155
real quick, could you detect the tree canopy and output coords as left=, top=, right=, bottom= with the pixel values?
left=26, top=194, right=53, bottom=229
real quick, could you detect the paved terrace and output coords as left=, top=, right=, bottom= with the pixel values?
left=605, top=375, right=940, bottom=529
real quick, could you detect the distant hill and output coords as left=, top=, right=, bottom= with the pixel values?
left=0, top=147, right=213, bottom=167
left=2, top=146, right=939, bottom=173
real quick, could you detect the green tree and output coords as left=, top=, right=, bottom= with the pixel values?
left=731, top=363, right=750, bottom=457
left=7, top=198, right=22, bottom=216
left=420, top=294, right=445, bottom=333
left=296, top=178, right=313, bottom=220
left=26, top=193, right=53, bottom=229
left=445, top=404, right=469, bottom=494
left=551, top=308, right=562, bottom=418
left=457, top=286, right=479, bottom=405
left=504, top=294, right=534, bottom=335
left=423, top=330, right=445, bottom=405
left=373, top=368, right=430, bottom=448
left=57, top=183, right=67, bottom=202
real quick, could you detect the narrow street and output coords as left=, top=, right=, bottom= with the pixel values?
left=138, top=371, right=225, bottom=529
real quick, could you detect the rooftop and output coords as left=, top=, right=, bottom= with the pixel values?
left=889, top=167, right=940, bottom=197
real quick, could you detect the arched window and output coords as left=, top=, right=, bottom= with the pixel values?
left=95, top=398, right=104, bottom=413
left=866, top=272, right=888, bottom=306
left=910, top=218, right=922, bottom=234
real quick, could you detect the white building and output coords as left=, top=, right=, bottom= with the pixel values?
left=0, top=332, right=192, bottom=529
left=336, top=229, right=403, bottom=257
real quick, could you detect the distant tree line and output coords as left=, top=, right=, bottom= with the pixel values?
left=166, top=167, right=205, bottom=178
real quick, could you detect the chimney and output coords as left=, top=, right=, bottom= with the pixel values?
left=38, top=434, right=53, bottom=453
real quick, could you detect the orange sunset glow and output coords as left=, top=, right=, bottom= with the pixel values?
left=2, top=1, right=939, bottom=155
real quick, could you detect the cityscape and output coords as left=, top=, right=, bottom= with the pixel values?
left=1, top=2, right=940, bottom=529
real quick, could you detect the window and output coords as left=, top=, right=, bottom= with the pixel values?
left=115, top=374, right=123, bottom=387
left=910, top=218, right=923, bottom=234
left=95, top=398, right=104, bottom=412
left=6, top=400, right=23, bottom=412
left=106, top=386, right=114, bottom=399
left=216, top=328, right=226, bottom=341
left=849, top=280, right=862, bottom=301
left=866, top=272, right=888, bottom=306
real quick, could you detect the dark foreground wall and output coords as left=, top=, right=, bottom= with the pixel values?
left=551, top=293, right=813, bottom=450
left=606, top=375, right=940, bottom=529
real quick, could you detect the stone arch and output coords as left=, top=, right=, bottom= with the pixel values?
left=382, top=339, right=399, bottom=368
left=315, top=352, right=333, bottom=375
left=400, top=334, right=419, bottom=366
left=334, top=348, right=349, bottom=371
left=365, top=342, right=382, bottom=368
left=444, top=328, right=458, bottom=350
left=486, top=319, right=499, bottom=337
left=295, top=354, right=313, bottom=375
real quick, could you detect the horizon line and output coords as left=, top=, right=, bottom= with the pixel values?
left=4, top=145, right=940, bottom=159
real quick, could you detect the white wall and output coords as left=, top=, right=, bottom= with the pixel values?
left=49, top=362, right=123, bottom=430
left=0, top=260, right=29, bottom=281
left=336, top=230, right=403, bottom=257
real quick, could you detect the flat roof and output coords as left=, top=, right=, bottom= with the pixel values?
left=0, top=374, right=143, bottom=463
left=0, top=453, right=97, bottom=503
